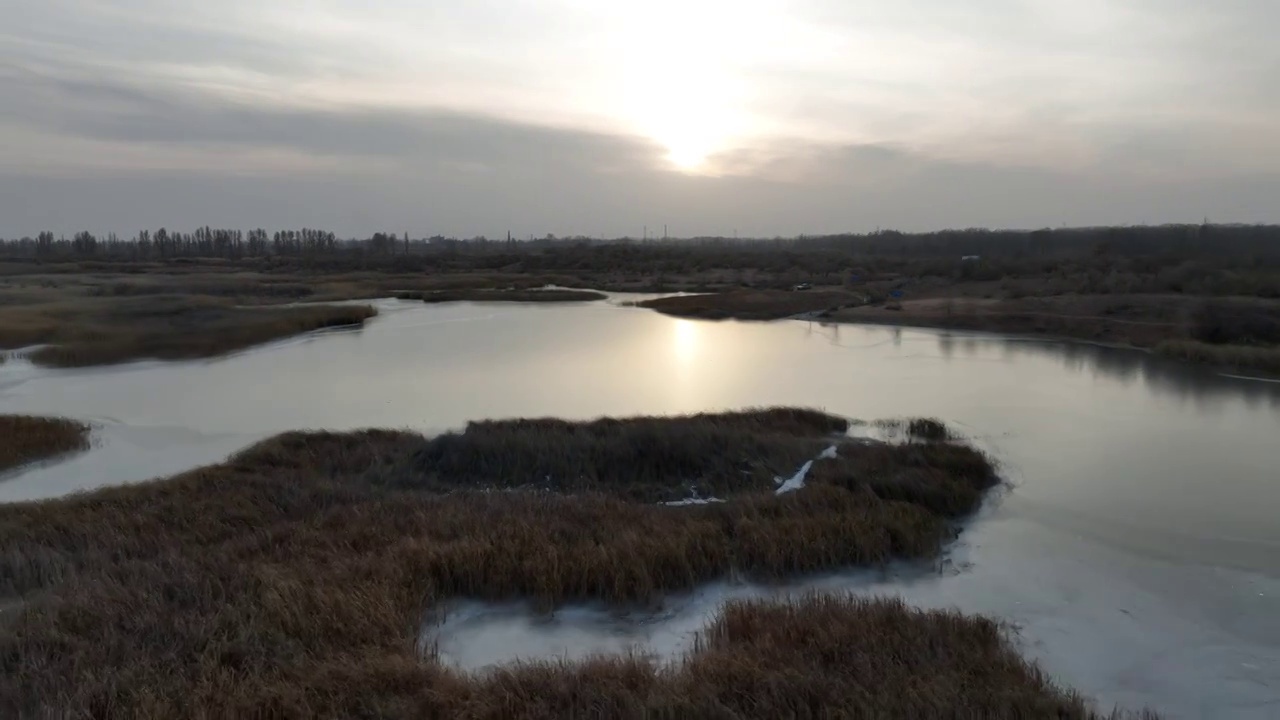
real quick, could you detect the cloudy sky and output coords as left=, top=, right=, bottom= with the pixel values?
left=3, top=0, right=1278, bottom=237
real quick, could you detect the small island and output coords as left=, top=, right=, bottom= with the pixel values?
left=396, top=288, right=607, bottom=303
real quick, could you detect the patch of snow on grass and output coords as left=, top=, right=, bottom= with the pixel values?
left=663, top=497, right=726, bottom=507
left=775, top=460, right=814, bottom=495
left=775, top=445, right=838, bottom=495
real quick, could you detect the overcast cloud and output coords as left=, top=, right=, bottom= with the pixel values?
left=2, top=0, right=1278, bottom=237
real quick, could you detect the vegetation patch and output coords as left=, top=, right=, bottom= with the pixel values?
left=23, top=301, right=377, bottom=368
left=396, top=288, right=607, bottom=304
left=444, top=594, right=1147, bottom=719
left=0, top=409, right=1154, bottom=718
left=638, top=289, right=862, bottom=320
left=0, top=415, right=91, bottom=473
left=907, top=417, right=950, bottom=441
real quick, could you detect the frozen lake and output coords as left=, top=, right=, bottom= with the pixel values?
left=2, top=296, right=1278, bottom=718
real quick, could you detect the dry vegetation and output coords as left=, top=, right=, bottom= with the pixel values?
left=822, top=294, right=1280, bottom=375
left=0, top=281, right=378, bottom=367
left=449, top=594, right=1154, bottom=719
left=0, top=408, right=1155, bottom=718
left=637, top=288, right=1280, bottom=375
left=4, top=223, right=1280, bottom=374
left=639, top=289, right=863, bottom=320
left=0, top=268, right=612, bottom=368
left=0, top=415, right=90, bottom=473
left=396, top=288, right=608, bottom=303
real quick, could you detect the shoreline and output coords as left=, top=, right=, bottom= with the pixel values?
left=637, top=289, right=1280, bottom=379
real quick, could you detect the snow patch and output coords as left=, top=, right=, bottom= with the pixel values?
left=775, top=460, right=814, bottom=495
left=663, top=497, right=725, bottom=507
left=775, top=445, right=838, bottom=495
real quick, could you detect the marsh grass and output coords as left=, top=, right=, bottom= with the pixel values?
left=396, top=288, right=607, bottom=303
left=26, top=302, right=377, bottom=367
left=907, top=417, right=950, bottom=441
left=639, top=289, right=862, bottom=320
left=442, top=594, right=1149, bottom=720
left=407, top=408, right=850, bottom=501
left=0, top=415, right=90, bottom=473
left=0, top=409, right=1145, bottom=718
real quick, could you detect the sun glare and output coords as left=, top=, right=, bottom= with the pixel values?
left=618, top=4, right=756, bottom=173
left=672, top=319, right=699, bottom=365
left=666, top=140, right=711, bottom=171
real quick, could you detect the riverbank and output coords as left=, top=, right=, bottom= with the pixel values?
left=396, top=288, right=607, bottom=303
left=0, top=408, right=1153, bottom=717
left=641, top=290, right=1280, bottom=376
left=3, top=257, right=1276, bottom=372
left=0, top=292, right=377, bottom=368
left=0, top=415, right=90, bottom=473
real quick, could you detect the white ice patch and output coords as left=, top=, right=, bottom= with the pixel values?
left=663, top=497, right=725, bottom=507
left=774, top=445, right=838, bottom=495
left=775, top=460, right=813, bottom=495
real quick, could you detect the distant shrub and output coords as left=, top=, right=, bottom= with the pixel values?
left=907, top=418, right=950, bottom=441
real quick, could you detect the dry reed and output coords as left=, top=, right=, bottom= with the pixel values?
left=0, top=415, right=90, bottom=473
left=0, top=409, right=1153, bottom=718
left=396, top=289, right=607, bottom=303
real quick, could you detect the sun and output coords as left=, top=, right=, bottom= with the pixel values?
left=619, top=22, right=743, bottom=173
left=664, top=137, right=712, bottom=171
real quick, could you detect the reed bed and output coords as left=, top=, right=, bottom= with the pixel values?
left=0, top=415, right=90, bottom=473
left=455, top=594, right=1155, bottom=719
left=396, top=289, right=607, bottom=303
left=27, top=302, right=376, bottom=367
left=0, top=408, right=1150, bottom=718
left=638, top=289, right=860, bottom=320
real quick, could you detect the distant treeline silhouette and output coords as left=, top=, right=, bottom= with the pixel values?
left=3, top=224, right=1279, bottom=299
left=2, top=223, right=1279, bottom=263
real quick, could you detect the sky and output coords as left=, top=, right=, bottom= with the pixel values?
left=3, top=0, right=1278, bottom=238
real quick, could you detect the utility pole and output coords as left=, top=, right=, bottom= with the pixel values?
left=643, top=225, right=647, bottom=241
left=663, top=224, right=667, bottom=240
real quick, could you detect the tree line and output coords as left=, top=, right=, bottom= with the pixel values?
left=2, top=223, right=1278, bottom=265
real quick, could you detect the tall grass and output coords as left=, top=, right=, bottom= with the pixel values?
left=408, top=408, right=850, bottom=501
left=396, top=289, right=607, bottom=303
left=0, top=415, right=90, bottom=473
left=28, top=303, right=376, bottom=367
left=639, top=289, right=862, bottom=320
left=0, top=409, right=1146, bottom=718
left=448, top=594, right=1152, bottom=719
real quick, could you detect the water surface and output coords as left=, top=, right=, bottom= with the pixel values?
left=2, top=297, right=1277, bottom=718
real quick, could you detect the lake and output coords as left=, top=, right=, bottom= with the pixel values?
left=2, top=296, right=1277, bottom=718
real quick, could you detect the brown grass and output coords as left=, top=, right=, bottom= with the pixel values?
left=0, top=409, right=1149, bottom=718
left=0, top=415, right=90, bottom=473
left=408, top=407, right=850, bottom=501
left=831, top=295, right=1182, bottom=346
left=639, top=289, right=863, bottom=320
left=25, top=301, right=377, bottom=367
left=396, top=288, right=607, bottom=303
left=447, top=594, right=1152, bottom=719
